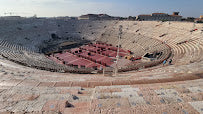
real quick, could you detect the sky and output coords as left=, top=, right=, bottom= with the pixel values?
left=0, top=0, right=202, bottom=18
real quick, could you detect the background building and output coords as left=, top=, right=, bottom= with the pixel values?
left=78, top=14, right=99, bottom=20
left=78, top=14, right=113, bottom=20
left=195, top=15, right=203, bottom=23
left=0, top=16, right=23, bottom=20
left=137, top=12, right=182, bottom=21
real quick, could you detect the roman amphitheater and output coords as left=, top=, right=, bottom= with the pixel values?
left=0, top=18, right=202, bottom=114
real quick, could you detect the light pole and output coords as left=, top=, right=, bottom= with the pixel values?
left=166, top=21, right=171, bottom=43
left=190, top=23, right=196, bottom=62
left=115, top=25, right=122, bottom=76
left=198, top=30, right=203, bottom=52
left=191, top=22, right=195, bottom=35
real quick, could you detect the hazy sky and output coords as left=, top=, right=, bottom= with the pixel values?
left=0, top=0, right=202, bottom=17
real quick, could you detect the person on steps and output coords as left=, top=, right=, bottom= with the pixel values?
left=163, top=60, right=167, bottom=66
left=168, top=59, right=172, bottom=65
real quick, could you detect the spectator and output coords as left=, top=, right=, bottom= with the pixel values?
left=168, top=59, right=173, bottom=65
left=163, top=60, right=167, bottom=66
